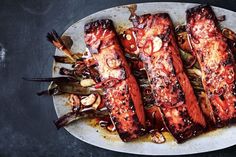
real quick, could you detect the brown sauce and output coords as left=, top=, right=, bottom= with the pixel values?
left=86, top=117, right=223, bottom=143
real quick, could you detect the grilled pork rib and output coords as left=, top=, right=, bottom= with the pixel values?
left=131, top=13, right=206, bottom=143
left=84, top=19, right=145, bottom=141
left=186, top=4, right=236, bottom=127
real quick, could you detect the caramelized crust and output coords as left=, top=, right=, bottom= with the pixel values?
left=84, top=19, right=145, bottom=141
left=132, top=13, right=206, bottom=142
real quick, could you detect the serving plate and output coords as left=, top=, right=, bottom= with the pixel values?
left=52, top=2, right=236, bottom=155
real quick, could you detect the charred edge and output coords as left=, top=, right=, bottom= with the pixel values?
left=131, top=112, right=146, bottom=134
left=157, top=13, right=170, bottom=19
left=119, top=132, right=133, bottom=142
left=230, top=116, right=236, bottom=124
left=195, top=94, right=216, bottom=129
left=175, top=123, right=205, bottom=143
left=211, top=104, right=230, bottom=128
left=203, top=114, right=216, bottom=130
left=106, top=97, right=145, bottom=141
left=186, top=4, right=211, bottom=16
left=131, top=13, right=170, bottom=29
left=186, top=5, right=215, bottom=44
left=186, top=4, right=218, bottom=25
left=221, top=54, right=234, bottom=66
left=118, top=125, right=145, bottom=142
left=160, top=107, right=205, bottom=143
left=130, top=13, right=151, bottom=28
left=85, top=19, right=122, bottom=55
left=84, top=19, right=114, bottom=34
left=110, top=113, right=139, bottom=142
left=130, top=98, right=146, bottom=133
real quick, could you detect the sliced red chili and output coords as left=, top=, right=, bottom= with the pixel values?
left=143, top=39, right=153, bottom=56
left=120, top=29, right=137, bottom=54
left=223, top=66, right=235, bottom=84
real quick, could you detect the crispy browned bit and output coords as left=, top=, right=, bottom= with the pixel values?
left=150, top=130, right=166, bottom=144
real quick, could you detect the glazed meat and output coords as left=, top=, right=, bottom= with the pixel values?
left=186, top=4, right=236, bottom=127
left=131, top=13, right=206, bottom=143
left=84, top=19, right=146, bottom=141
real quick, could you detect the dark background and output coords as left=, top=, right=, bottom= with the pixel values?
left=0, top=0, right=236, bottom=156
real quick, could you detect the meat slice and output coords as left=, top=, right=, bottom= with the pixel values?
left=131, top=13, right=206, bottom=143
left=186, top=4, right=236, bottom=127
left=84, top=19, right=145, bottom=141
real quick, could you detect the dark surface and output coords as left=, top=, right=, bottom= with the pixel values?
left=0, top=0, right=236, bottom=156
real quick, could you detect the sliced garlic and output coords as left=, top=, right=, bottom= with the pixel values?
left=151, top=131, right=166, bottom=144
left=99, top=120, right=109, bottom=127
left=81, top=94, right=97, bottom=107
left=106, top=58, right=121, bottom=69
left=80, top=78, right=96, bottom=87
left=92, top=94, right=101, bottom=110
left=126, top=34, right=132, bottom=40
left=153, top=36, right=163, bottom=52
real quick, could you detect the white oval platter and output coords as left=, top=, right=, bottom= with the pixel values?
left=52, top=2, right=236, bottom=155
